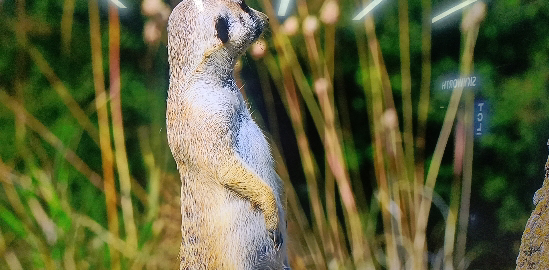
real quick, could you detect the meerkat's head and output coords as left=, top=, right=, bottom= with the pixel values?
left=168, top=0, right=268, bottom=83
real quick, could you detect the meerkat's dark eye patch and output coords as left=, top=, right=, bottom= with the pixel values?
left=215, top=15, right=230, bottom=43
left=239, top=0, right=251, bottom=14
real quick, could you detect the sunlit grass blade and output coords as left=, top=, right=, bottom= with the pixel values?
left=108, top=3, right=138, bottom=252
left=88, top=0, right=120, bottom=267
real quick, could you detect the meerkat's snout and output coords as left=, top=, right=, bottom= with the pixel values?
left=238, top=0, right=269, bottom=30
left=250, top=7, right=269, bottom=40
left=227, top=0, right=269, bottom=48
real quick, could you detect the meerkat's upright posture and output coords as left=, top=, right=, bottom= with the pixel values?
left=166, top=0, right=288, bottom=269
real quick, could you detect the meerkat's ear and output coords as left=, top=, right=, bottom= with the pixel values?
left=215, top=15, right=230, bottom=43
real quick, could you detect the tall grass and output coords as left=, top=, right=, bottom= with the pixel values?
left=0, top=0, right=179, bottom=268
left=0, top=0, right=484, bottom=269
left=254, top=0, right=485, bottom=269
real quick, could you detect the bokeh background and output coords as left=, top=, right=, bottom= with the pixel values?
left=0, top=0, right=548, bottom=269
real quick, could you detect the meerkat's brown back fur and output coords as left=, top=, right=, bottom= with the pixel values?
left=166, top=0, right=289, bottom=269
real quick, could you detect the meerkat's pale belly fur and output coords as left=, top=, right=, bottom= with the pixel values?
left=166, top=0, right=288, bottom=269
left=170, top=79, right=286, bottom=269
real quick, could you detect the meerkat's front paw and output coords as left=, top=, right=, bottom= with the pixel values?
left=264, top=209, right=282, bottom=249
left=260, top=191, right=279, bottom=229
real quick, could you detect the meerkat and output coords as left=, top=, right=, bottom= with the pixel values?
left=166, top=0, right=289, bottom=269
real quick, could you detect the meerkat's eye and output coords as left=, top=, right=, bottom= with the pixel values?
left=215, top=15, right=230, bottom=43
left=239, top=0, right=251, bottom=14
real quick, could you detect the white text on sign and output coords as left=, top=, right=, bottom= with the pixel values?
left=476, top=102, right=484, bottom=136
left=441, top=76, right=477, bottom=90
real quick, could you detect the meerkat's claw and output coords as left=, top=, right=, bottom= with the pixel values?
left=268, top=229, right=283, bottom=251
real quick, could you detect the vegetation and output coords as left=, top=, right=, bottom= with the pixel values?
left=0, top=0, right=547, bottom=269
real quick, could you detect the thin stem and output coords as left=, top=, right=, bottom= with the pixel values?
left=399, top=0, right=415, bottom=194
left=138, top=127, right=161, bottom=222
left=398, top=0, right=417, bottom=246
left=415, top=0, right=432, bottom=236
left=456, top=66, right=476, bottom=269
left=15, top=0, right=27, bottom=164
left=444, top=111, right=464, bottom=270
left=108, top=3, right=138, bottom=251
left=414, top=21, right=480, bottom=269
left=88, top=0, right=120, bottom=268
left=60, top=0, right=75, bottom=56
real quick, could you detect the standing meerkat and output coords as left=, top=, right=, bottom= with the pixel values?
left=166, top=0, right=289, bottom=269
